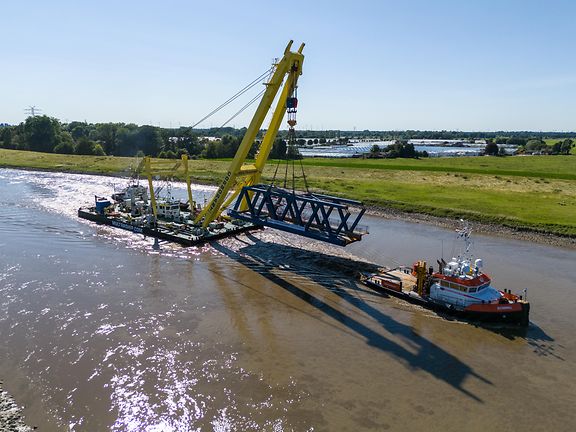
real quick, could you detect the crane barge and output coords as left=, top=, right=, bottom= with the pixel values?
left=78, top=41, right=368, bottom=247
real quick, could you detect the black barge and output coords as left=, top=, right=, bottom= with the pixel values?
left=78, top=206, right=258, bottom=247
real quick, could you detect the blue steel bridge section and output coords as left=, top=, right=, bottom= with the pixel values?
left=228, top=185, right=368, bottom=246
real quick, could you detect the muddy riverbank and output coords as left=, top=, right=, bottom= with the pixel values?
left=366, top=205, right=576, bottom=249
left=0, top=382, right=34, bottom=432
left=1, top=162, right=574, bottom=244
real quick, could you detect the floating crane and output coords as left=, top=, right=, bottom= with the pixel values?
left=194, top=40, right=306, bottom=227
left=194, top=40, right=367, bottom=246
left=79, top=41, right=367, bottom=247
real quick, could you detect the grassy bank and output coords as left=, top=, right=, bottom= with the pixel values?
left=300, top=155, right=576, bottom=180
left=2, top=148, right=575, bottom=236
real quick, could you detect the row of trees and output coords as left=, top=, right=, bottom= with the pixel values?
left=0, top=116, right=104, bottom=155
left=285, top=130, right=576, bottom=141
left=0, top=116, right=219, bottom=158
left=521, top=138, right=573, bottom=155
left=1, top=116, right=573, bottom=159
left=369, top=141, right=429, bottom=158
left=0, top=116, right=159, bottom=156
left=202, top=136, right=301, bottom=159
left=484, top=138, right=574, bottom=156
left=0, top=116, right=304, bottom=160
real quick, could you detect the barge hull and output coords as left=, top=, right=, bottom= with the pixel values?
left=78, top=208, right=258, bottom=247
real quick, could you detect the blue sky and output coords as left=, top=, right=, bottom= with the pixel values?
left=1, top=0, right=575, bottom=131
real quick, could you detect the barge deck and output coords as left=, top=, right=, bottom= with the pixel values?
left=78, top=207, right=258, bottom=247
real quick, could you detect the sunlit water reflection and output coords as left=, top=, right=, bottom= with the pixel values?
left=1, top=168, right=575, bottom=431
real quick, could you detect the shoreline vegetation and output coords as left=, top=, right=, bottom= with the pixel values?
left=1, top=148, right=575, bottom=248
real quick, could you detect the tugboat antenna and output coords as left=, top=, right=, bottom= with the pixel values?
left=441, top=240, right=444, bottom=261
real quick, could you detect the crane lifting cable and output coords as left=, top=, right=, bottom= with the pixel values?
left=226, top=47, right=368, bottom=246
left=193, top=40, right=307, bottom=227
left=191, top=66, right=274, bottom=129
left=78, top=41, right=368, bottom=248
left=269, top=110, right=309, bottom=192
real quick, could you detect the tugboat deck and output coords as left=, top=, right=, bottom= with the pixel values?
left=365, top=268, right=417, bottom=294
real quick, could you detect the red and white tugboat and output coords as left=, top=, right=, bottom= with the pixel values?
left=360, top=222, right=530, bottom=326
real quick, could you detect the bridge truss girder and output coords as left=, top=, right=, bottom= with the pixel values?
left=228, top=185, right=367, bottom=246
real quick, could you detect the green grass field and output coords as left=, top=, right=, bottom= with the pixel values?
left=300, top=155, right=576, bottom=179
left=2, top=148, right=575, bottom=236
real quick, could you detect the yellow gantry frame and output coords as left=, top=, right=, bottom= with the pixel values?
left=194, top=40, right=305, bottom=227
left=140, top=155, right=194, bottom=220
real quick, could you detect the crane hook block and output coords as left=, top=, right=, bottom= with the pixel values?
left=286, top=97, right=298, bottom=109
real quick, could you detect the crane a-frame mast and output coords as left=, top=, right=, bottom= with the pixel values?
left=194, top=40, right=305, bottom=227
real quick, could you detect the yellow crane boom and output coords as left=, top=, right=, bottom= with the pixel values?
left=194, top=40, right=305, bottom=227
left=81, top=41, right=366, bottom=248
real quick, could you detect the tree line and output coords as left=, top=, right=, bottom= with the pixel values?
left=278, top=129, right=576, bottom=141
left=484, top=138, right=574, bottom=156
left=0, top=116, right=295, bottom=159
left=1, top=116, right=574, bottom=159
left=369, top=141, right=429, bottom=158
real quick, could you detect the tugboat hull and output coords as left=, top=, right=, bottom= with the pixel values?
left=463, top=302, right=530, bottom=326
left=360, top=273, right=530, bottom=326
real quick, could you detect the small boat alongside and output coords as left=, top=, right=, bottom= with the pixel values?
left=359, top=223, right=530, bottom=326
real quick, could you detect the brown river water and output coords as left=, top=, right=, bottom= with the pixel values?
left=0, top=168, right=575, bottom=431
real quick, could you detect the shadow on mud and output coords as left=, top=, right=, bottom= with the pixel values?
left=212, top=235, right=493, bottom=402
left=473, top=321, right=561, bottom=360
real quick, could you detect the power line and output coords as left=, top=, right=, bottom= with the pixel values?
left=24, top=106, right=42, bottom=117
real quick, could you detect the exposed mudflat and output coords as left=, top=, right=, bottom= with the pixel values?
left=366, top=205, right=576, bottom=249
left=0, top=382, right=33, bottom=432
